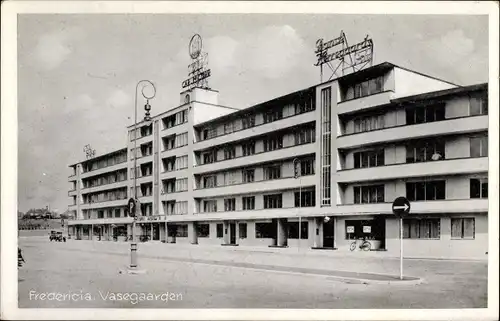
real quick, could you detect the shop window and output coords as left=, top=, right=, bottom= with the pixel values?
left=288, top=222, right=308, bottom=239
left=239, top=223, right=247, bottom=239
left=175, top=225, right=188, bottom=237
left=403, top=219, right=440, bottom=239
left=451, top=218, right=475, bottom=239
left=197, top=224, right=210, bottom=238
left=255, top=222, right=275, bottom=238
left=470, top=178, right=488, bottom=199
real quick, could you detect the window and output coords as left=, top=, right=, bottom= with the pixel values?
left=97, top=211, right=104, bottom=219
left=239, top=223, right=247, bottom=238
left=470, top=178, right=488, bottom=198
left=197, top=224, right=210, bottom=238
left=223, top=171, right=238, bottom=186
left=255, top=222, right=275, bottom=238
left=353, top=114, right=385, bottom=133
left=264, top=165, right=281, bottom=180
left=406, top=139, right=445, bottom=163
left=403, top=219, right=440, bottom=239
left=300, top=158, right=315, bottom=176
left=264, top=135, right=283, bottom=152
left=216, top=224, right=223, bottom=238
left=242, top=169, right=255, bottom=183
left=202, top=127, right=217, bottom=140
left=451, top=218, right=475, bottom=239
left=203, top=150, right=217, bottom=164
left=294, top=97, right=315, bottom=114
left=470, top=136, right=488, bottom=157
left=264, top=194, right=282, bottom=209
left=175, top=178, right=188, bottom=192
left=263, top=109, right=283, bottom=123
left=174, top=201, right=188, bottom=215
left=175, top=225, right=188, bottom=237
left=353, top=76, right=384, bottom=99
left=288, top=222, right=308, bottom=239
left=224, top=122, right=234, bottom=134
left=242, top=196, right=255, bottom=210
left=353, top=149, right=385, bottom=168
left=354, top=185, right=384, bottom=204
left=140, top=124, right=153, bottom=137
left=114, top=209, right=120, bottom=218
left=406, top=180, right=446, bottom=201
left=175, top=133, right=188, bottom=148
left=224, top=146, right=236, bottom=160
left=203, top=200, right=217, bottom=213
left=242, top=115, right=256, bottom=129
left=321, top=86, right=332, bottom=206
left=175, top=110, right=188, bottom=125
left=469, top=94, right=488, bottom=116
left=242, top=141, right=256, bottom=156
left=224, top=198, right=236, bottom=211
left=406, top=103, right=446, bottom=125
left=175, top=155, right=188, bottom=170
left=294, top=190, right=315, bottom=207
left=202, top=175, right=217, bottom=188
left=294, top=127, right=315, bottom=145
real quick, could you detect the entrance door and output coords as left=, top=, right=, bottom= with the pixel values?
left=229, top=223, right=236, bottom=245
left=323, top=218, right=335, bottom=248
left=153, top=223, right=160, bottom=241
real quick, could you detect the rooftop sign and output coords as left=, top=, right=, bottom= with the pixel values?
left=182, top=34, right=211, bottom=90
left=314, top=31, right=374, bottom=82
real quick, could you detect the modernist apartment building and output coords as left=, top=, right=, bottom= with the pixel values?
left=68, top=62, right=489, bottom=258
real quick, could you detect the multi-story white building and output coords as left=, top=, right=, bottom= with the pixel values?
left=68, top=62, right=489, bottom=258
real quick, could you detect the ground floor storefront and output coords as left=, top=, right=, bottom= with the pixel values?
left=68, top=212, right=488, bottom=259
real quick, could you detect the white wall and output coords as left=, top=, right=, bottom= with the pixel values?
left=393, top=67, right=457, bottom=99
left=193, top=102, right=236, bottom=125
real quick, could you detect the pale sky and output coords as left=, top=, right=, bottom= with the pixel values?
left=17, top=14, right=488, bottom=213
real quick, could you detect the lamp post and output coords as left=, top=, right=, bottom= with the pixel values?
left=292, top=158, right=302, bottom=251
left=130, top=80, right=156, bottom=271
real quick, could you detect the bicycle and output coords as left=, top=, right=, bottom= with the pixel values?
left=349, top=239, right=372, bottom=251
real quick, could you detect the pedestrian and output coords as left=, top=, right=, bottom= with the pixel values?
left=18, top=248, right=26, bottom=267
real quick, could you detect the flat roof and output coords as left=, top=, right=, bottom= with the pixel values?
left=391, top=83, right=487, bottom=104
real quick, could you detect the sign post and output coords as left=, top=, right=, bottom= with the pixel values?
left=392, top=196, right=411, bottom=280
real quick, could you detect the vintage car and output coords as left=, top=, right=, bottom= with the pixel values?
left=49, top=230, right=66, bottom=242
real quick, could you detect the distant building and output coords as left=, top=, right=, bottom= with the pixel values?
left=68, top=62, right=488, bottom=258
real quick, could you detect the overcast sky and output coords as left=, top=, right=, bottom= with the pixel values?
left=17, top=14, right=488, bottom=213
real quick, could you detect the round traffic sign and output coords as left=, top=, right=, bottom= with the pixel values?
left=392, top=196, right=411, bottom=218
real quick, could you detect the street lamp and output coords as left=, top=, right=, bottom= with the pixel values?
left=130, top=79, right=156, bottom=271
left=292, top=158, right=302, bottom=251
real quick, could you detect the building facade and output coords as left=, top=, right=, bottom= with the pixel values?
left=68, top=62, right=489, bottom=259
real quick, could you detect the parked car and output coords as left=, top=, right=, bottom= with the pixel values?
left=49, top=230, right=66, bottom=242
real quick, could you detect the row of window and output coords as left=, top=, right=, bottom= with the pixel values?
left=199, top=97, right=315, bottom=141
left=162, top=178, right=188, bottom=194
left=352, top=179, right=488, bottom=204
left=202, top=190, right=316, bottom=213
left=201, top=127, right=315, bottom=165
left=162, top=109, right=188, bottom=131
left=403, top=218, right=475, bottom=239
left=349, top=135, right=487, bottom=170
left=200, top=158, right=315, bottom=189
left=83, top=187, right=127, bottom=204
left=161, top=155, right=188, bottom=172
left=81, top=151, right=128, bottom=173
left=347, top=94, right=487, bottom=135
left=163, top=201, right=188, bottom=215
left=82, top=170, right=127, bottom=188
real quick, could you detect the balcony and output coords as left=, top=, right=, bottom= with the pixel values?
left=138, top=195, right=153, bottom=204
left=80, top=162, right=128, bottom=179
left=68, top=174, right=77, bottom=182
left=192, top=174, right=316, bottom=198
left=336, top=198, right=488, bottom=215
left=80, top=199, right=128, bottom=210
left=160, top=168, right=188, bottom=180
left=337, top=91, right=393, bottom=115
left=135, top=175, right=153, bottom=185
left=67, top=217, right=134, bottom=225
left=337, top=115, right=488, bottom=149
left=192, top=142, right=317, bottom=175
left=193, top=111, right=316, bottom=151
left=80, top=180, right=128, bottom=194
left=160, top=145, right=189, bottom=159
left=68, top=189, right=77, bottom=196
left=337, top=157, right=488, bottom=183
left=161, top=191, right=190, bottom=202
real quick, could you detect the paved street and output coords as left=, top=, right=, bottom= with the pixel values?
left=18, top=236, right=487, bottom=308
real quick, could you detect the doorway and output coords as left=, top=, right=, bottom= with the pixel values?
left=229, top=223, right=237, bottom=245
left=323, top=218, right=335, bottom=248
left=152, top=223, right=160, bottom=241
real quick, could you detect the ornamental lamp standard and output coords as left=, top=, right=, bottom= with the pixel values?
left=129, top=80, right=156, bottom=272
